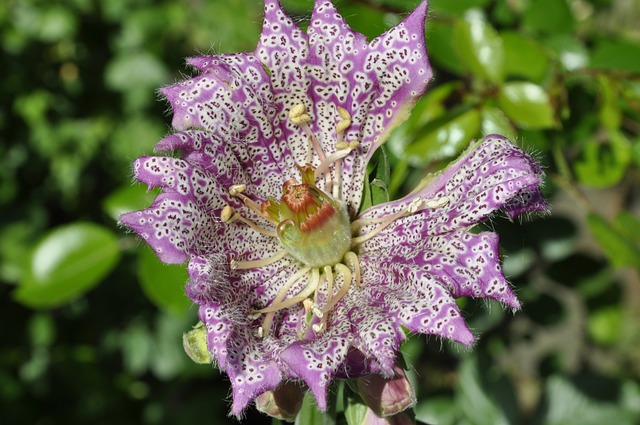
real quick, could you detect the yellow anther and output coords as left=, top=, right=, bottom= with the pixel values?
left=336, top=119, right=351, bottom=133
left=425, top=196, right=450, bottom=209
left=229, top=184, right=246, bottom=196
left=220, top=205, right=235, bottom=223
left=337, top=107, right=351, bottom=121
left=289, top=103, right=306, bottom=119
left=348, top=140, right=360, bottom=149
left=290, top=114, right=311, bottom=125
left=335, top=141, right=350, bottom=150
left=336, top=107, right=352, bottom=133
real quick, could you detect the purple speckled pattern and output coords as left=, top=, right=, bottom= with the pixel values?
left=120, top=0, right=547, bottom=417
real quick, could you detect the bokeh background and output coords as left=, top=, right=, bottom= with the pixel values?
left=2, top=0, right=640, bottom=423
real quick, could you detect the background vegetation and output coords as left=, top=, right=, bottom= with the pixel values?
left=1, top=0, right=639, bottom=423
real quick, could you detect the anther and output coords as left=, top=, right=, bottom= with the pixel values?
left=312, top=322, right=326, bottom=333
left=229, top=184, right=246, bottom=196
left=312, top=305, right=324, bottom=318
left=220, top=205, right=236, bottom=223
left=335, top=141, right=349, bottom=150
left=425, top=196, right=450, bottom=209
left=336, top=107, right=352, bottom=133
left=289, top=103, right=311, bottom=125
left=256, top=326, right=264, bottom=339
left=221, top=205, right=277, bottom=237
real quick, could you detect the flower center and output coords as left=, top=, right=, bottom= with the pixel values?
left=262, top=168, right=352, bottom=267
left=219, top=103, right=452, bottom=339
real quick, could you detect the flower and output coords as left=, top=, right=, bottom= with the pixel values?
left=120, top=0, right=547, bottom=418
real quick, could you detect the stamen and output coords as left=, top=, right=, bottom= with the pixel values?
left=344, top=251, right=362, bottom=287
left=289, top=103, right=326, bottom=162
left=220, top=205, right=277, bottom=237
left=228, top=184, right=276, bottom=223
left=323, top=265, right=334, bottom=304
left=303, top=127, right=327, bottom=162
left=351, top=196, right=450, bottom=246
left=336, top=107, right=351, bottom=133
left=312, top=305, right=324, bottom=319
left=312, top=322, right=326, bottom=333
left=314, top=144, right=356, bottom=180
left=256, top=267, right=320, bottom=314
left=230, top=250, right=287, bottom=270
left=322, top=263, right=351, bottom=314
left=258, top=266, right=313, bottom=337
left=288, top=103, right=311, bottom=125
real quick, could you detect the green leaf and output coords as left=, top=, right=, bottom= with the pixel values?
left=536, top=376, right=638, bottom=425
left=415, top=397, right=458, bottom=425
left=591, top=38, right=640, bottom=73
left=586, top=213, right=640, bottom=269
left=481, top=106, right=516, bottom=140
left=497, top=82, right=555, bottom=129
left=588, top=306, right=623, bottom=346
left=522, top=0, right=575, bottom=34
left=543, top=35, right=589, bottom=71
left=573, top=131, right=632, bottom=187
left=456, top=356, right=515, bottom=425
left=105, top=52, right=169, bottom=92
left=597, top=76, right=622, bottom=131
left=295, top=392, right=335, bottom=425
left=429, top=0, right=491, bottom=18
left=406, top=106, right=481, bottom=166
left=452, top=10, right=504, bottom=83
left=14, top=223, right=121, bottom=308
left=425, top=21, right=466, bottom=75
left=501, top=31, right=549, bottom=83
left=137, top=247, right=191, bottom=317
left=103, top=184, right=160, bottom=221
left=344, top=391, right=368, bottom=425
left=613, top=212, right=640, bottom=244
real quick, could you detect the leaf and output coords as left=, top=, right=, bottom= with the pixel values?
left=613, top=212, right=640, bottom=244
left=586, top=212, right=640, bottom=269
left=344, top=391, right=368, bottom=425
left=137, top=247, right=191, bottom=317
left=456, top=356, right=518, bottom=425
left=105, top=52, right=169, bottom=92
left=535, top=376, right=638, bottom=425
left=501, top=31, right=549, bottom=83
left=522, top=0, right=575, bottom=34
left=543, top=34, right=589, bottom=71
left=429, top=0, right=492, bottom=18
left=452, top=10, right=504, bottom=84
left=406, top=106, right=481, bottom=166
left=425, top=21, right=466, bottom=76
left=497, top=82, right=555, bottom=129
left=295, top=392, right=335, bottom=425
left=14, top=223, right=121, bottom=308
left=591, top=38, right=640, bottom=73
left=103, top=184, right=160, bottom=221
left=587, top=306, right=623, bottom=346
left=415, top=397, right=459, bottom=425
left=481, top=106, right=516, bottom=140
left=573, top=131, right=632, bottom=187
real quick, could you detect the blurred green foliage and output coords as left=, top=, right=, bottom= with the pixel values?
left=1, top=0, right=639, bottom=424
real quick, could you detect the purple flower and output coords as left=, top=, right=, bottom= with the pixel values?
left=121, top=0, right=547, bottom=417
